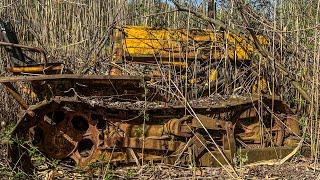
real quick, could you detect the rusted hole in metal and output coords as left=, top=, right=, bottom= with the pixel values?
left=77, top=139, right=94, bottom=157
left=53, top=111, right=65, bottom=124
left=71, top=115, right=89, bottom=132
left=47, top=111, right=65, bottom=125
left=92, top=114, right=106, bottom=129
left=32, top=126, right=43, bottom=145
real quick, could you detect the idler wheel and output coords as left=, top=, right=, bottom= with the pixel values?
left=234, top=108, right=299, bottom=148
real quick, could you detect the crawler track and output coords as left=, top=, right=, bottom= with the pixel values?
left=9, top=93, right=300, bottom=171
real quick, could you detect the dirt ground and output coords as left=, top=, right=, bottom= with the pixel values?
left=1, top=150, right=319, bottom=180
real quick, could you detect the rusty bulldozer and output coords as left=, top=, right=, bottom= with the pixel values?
left=0, top=20, right=302, bottom=172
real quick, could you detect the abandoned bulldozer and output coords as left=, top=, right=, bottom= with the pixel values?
left=0, top=20, right=301, bottom=172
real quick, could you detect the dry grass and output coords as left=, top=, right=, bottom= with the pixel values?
left=0, top=0, right=320, bottom=178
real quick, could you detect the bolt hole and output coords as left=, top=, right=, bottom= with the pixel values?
left=77, top=139, right=94, bottom=158
left=71, top=115, right=89, bottom=132
left=47, top=111, right=65, bottom=125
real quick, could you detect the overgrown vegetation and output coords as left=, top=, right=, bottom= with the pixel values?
left=0, top=0, right=320, bottom=179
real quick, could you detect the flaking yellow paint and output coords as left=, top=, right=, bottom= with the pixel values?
left=114, top=26, right=268, bottom=64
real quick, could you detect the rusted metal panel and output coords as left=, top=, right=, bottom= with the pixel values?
left=0, top=74, right=150, bottom=100
left=123, top=137, right=184, bottom=151
left=199, top=146, right=309, bottom=166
